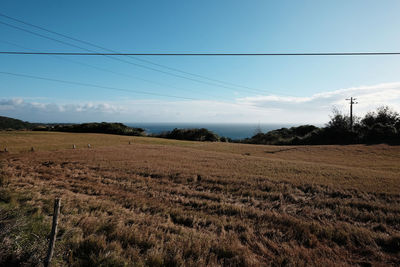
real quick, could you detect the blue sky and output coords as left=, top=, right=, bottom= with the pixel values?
left=1, top=0, right=400, bottom=123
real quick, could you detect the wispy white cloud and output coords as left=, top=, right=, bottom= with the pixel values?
left=238, top=82, right=400, bottom=116
left=0, top=99, right=124, bottom=122
left=1, top=82, right=399, bottom=124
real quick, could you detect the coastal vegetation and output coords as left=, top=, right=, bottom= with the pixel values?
left=156, top=128, right=220, bottom=142
left=0, top=116, right=34, bottom=130
left=245, top=106, right=400, bottom=145
left=1, top=106, right=399, bottom=145
left=0, top=117, right=145, bottom=136
left=38, top=122, right=146, bottom=136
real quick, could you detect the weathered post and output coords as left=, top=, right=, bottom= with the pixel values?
left=72, top=144, right=76, bottom=149
left=45, top=198, right=61, bottom=267
left=4, top=147, right=8, bottom=152
left=87, top=144, right=91, bottom=148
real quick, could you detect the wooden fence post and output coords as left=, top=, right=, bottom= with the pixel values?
left=45, top=198, right=61, bottom=267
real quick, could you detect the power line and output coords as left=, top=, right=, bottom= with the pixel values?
left=2, top=12, right=400, bottom=103
left=0, top=71, right=200, bottom=100
left=0, top=39, right=223, bottom=99
left=0, top=18, right=268, bottom=95
left=1, top=51, right=400, bottom=56
left=0, top=12, right=287, bottom=94
left=0, top=21, right=92, bottom=52
left=0, top=70, right=271, bottom=112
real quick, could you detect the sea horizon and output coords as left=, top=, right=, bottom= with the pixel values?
left=126, top=122, right=310, bottom=139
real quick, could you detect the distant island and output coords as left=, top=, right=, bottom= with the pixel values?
left=1, top=105, right=399, bottom=145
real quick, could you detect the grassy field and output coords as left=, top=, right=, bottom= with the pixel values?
left=0, top=131, right=399, bottom=266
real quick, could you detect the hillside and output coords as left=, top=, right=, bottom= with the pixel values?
left=0, top=131, right=399, bottom=266
left=0, top=116, right=33, bottom=130
left=49, top=122, right=146, bottom=136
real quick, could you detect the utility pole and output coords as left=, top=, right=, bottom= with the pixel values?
left=345, top=97, right=358, bottom=130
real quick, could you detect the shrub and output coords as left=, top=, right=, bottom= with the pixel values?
left=158, top=128, right=220, bottom=142
left=52, top=122, right=145, bottom=136
left=360, top=106, right=400, bottom=144
left=247, top=125, right=319, bottom=145
left=364, top=123, right=397, bottom=144
left=361, top=106, right=399, bottom=128
left=220, top=136, right=228, bottom=142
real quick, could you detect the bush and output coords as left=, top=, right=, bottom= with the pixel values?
left=360, top=106, right=400, bottom=144
left=364, top=123, right=397, bottom=144
left=158, top=128, right=220, bottom=142
left=326, top=108, right=353, bottom=131
left=246, top=125, right=319, bottom=145
left=52, top=122, right=145, bottom=136
left=220, top=136, right=228, bottom=142
left=361, top=106, right=399, bottom=128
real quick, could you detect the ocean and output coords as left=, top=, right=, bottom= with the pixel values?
left=126, top=123, right=297, bottom=140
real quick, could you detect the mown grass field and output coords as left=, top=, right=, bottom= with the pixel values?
left=0, top=131, right=399, bottom=266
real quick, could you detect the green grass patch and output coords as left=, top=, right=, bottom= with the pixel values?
left=0, top=188, right=51, bottom=266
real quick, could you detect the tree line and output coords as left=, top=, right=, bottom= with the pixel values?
left=246, top=106, right=400, bottom=145
left=1, top=106, right=399, bottom=145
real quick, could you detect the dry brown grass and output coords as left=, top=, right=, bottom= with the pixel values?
left=0, top=131, right=399, bottom=266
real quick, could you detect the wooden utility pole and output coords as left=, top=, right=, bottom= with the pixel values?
left=346, top=97, right=358, bottom=130
left=45, top=198, right=61, bottom=267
